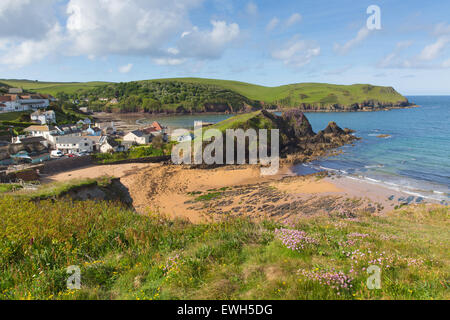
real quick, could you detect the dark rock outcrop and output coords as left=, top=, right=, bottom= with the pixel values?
left=320, top=122, right=346, bottom=136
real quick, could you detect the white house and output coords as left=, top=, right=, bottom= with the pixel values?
left=123, top=130, right=151, bottom=145
left=31, top=110, right=56, bottom=124
left=99, top=136, right=122, bottom=153
left=0, top=95, right=21, bottom=112
left=0, top=94, right=50, bottom=113
left=8, top=88, right=23, bottom=94
left=24, top=125, right=59, bottom=141
left=55, top=136, right=94, bottom=154
left=95, top=121, right=116, bottom=135
left=17, top=94, right=50, bottom=109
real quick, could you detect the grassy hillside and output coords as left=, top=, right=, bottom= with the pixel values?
left=147, top=78, right=409, bottom=108
left=206, top=111, right=276, bottom=133
left=0, top=192, right=447, bottom=300
left=0, top=79, right=110, bottom=96
left=1, top=78, right=410, bottom=112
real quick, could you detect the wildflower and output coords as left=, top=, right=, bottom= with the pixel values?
left=275, top=228, right=318, bottom=251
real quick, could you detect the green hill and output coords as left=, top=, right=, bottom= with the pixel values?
left=0, top=78, right=411, bottom=112
left=0, top=79, right=110, bottom=96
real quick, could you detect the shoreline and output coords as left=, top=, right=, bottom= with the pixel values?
left=93, top=104, right=419, bottom=122
left=43, top=162, right=446, bottom=223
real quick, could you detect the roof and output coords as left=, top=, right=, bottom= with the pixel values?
left=57, top=125, right=81, bottom=134
left=102, top=137, right=120, bottom=147
left=55, top=136, right=91, bottom=145
left=143, top=127, right=159, bottom=134
left=31, top=110, right=55, bottom=116
left=128, top=130, right=145, bottom=138
left=8, top=88, right=23, bottom=94
left=24, top=125, right=56, bottom=132
left=152, top=121, right=163, bottom=131
left=0, top=96, right=13, bottom=102
left=85, top=135, right=102, bottom=143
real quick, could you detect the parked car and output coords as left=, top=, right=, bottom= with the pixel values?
left=51, top=150, right=64, bottom=158
left=76, top=151, right=91, bottom=157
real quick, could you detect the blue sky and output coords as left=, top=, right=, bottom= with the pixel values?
left=1, top=0, right=450, bottom=94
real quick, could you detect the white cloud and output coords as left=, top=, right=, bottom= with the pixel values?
left=334, top=27, right=371, bottom=55
left=378, top=41, right=413, bottom=68
left=0, top=0, right=241, bottom=68
left=65, top=0, right=202, bottom=57
left=0, top=24, right=64, bottom=68
left=153, top=58, right=186, bottom=66
left=272, top=36, right=320, bottom=68
left=246, top=2, right=258, bottom=16
left=0, top=0, right=58, bottom=39
left=379, top=23, right=450, bottom=69
left=266, top=17, right=279, bottom=32
left=177, top=20, right=240, bottom=59
left=418, top=36, right=450, bottom=61
left=285, top=13, right=302, bottom=27
left=118, top=63, right=133, bottom=73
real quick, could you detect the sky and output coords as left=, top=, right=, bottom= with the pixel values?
left=0, top=0, right=450, bottom=95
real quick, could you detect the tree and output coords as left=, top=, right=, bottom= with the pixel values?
left=152, top=135, right=164, bottom=151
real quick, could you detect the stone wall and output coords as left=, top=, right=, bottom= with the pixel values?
left=39, top=156, right=94, bottom=175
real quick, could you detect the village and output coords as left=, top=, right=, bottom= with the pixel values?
left=0, top=87, right=169, bottom=172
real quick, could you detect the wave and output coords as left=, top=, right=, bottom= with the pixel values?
left=295, top=162, right=449, bottom=203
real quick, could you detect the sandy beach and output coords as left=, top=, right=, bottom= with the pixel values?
left=44, top=162, right=433, bottom=223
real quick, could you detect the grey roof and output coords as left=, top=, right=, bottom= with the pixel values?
left=103, top=137, right=120, bottom=147
left=55, top=136, right=90, bottom=145
left=129, top=130, right=144, bottom=137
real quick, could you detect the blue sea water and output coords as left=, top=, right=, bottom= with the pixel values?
left=140, top=96, right=450, bottom=202
left=293, top=96, right=450, bottom=202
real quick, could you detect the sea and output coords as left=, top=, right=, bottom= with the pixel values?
left=136, top=96, right=450, bottom=203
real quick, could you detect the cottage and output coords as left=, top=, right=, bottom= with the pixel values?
left=0, top=93, right=51, bottom=113
left=24, top=125, right=59, bottom=141
left=95, top=122, right=116, bottom=135
left=31, top=110, right=56, bottom=124
left=85, top=135, right=102, bottom=152
left=8, top=88, right=23, bottom=94
left=85, top=126, right=102, bottom=136
left=0, top=95, right=20, bottom=112
left=123, top=130, right=151, bottom=145
left=100, top=136, right=123, bottom=153
left=55, top=136, right=94, bottom=154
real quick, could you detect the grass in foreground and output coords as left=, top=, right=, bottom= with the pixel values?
left=10, top=177, right=112, bottom=200
left=0, top=197, right=448, bottom=300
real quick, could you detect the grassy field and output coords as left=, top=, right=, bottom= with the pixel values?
left=0, top=191, right=447, bottom=300
left=0, top=80, right=110, bottom=96
left=0, top=112, right=32, bottom=122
